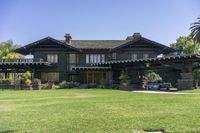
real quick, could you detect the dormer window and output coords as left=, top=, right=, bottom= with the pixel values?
left=47, top=54, right=58, bottom=63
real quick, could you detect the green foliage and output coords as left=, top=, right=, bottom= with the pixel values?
left=32, top=78, right=42, bottom=89
left=0, top=78, right=12, bottom=84
left=97, top=79, right=108, bottom=89
left=193, top=69, right=200, bottom=82
left=0, top=40, right=23, bottom=59
left=59, top=81, right=80, bottom=89
left=25, top=79, right=32, bottom=86
left=41, top=81, right=56, bottom=89
left=32, top=78, right=41, bottom=85
left=170, top=35, right=200, bottom=54
left=19, top=71, right=32, bottom=85
left=144, top=71, right=162, bottom=82
left=119, top=71, right=130, bottom=86
left=190, top=17, right=200, bottom=43
left=109, top=84, right=119, bottom=89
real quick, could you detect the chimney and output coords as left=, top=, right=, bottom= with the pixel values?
left=126, top=33, right=141, bottom=40
left=132, top=33, right=141, bottom=39
left=64, top=33, right=72, bottom=44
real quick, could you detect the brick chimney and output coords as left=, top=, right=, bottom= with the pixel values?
left=64, top=33, right=72, bottom=45
left=126, top=33, right=141, bottom=40
left=132, top=33, right=141, bottom=39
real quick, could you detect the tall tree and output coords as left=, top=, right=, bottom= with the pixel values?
left=0, top=40, right=23, bottom=59
left=170, top=35, right=200, bottom=54
left=190, top=17, right=200, bottom=43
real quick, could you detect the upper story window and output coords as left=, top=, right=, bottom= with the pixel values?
left=143, top=54, right=149, bottom=59
left=112, top=53, right=116, bottom=60
left=130, top=53, right=149, bottom=60
left=47, top=54, right=58, bottom=63
left=131, top=54, right=137, bottom=60
left=86, top=54, right=105, bottom=64
left=69, top=54, right=76, bottom=64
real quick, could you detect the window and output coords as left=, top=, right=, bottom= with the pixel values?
left=93, top=54, right=97, bottom=63
left=69, top=54, right=76, bottom=64
left=86, top=54, right=105, bottom=64
left=143, top=54, right=149, bottom=59
left=86, top=54, right=90, bottom=64
left=131, top=54, right=137, bottom=60
left=41, top=72, right=59, bottom=82
left=112, top=53, right=116, bottom=60
left=101, top=54, right=105, bottom=62
left=47, top=54, right=58, bottom=63
left=97, top=54, right=101, bottom=63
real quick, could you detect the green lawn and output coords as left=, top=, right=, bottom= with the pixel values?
left=179, top=89, right=200, bottom=93
left=1, top=89, right=200, bottom=133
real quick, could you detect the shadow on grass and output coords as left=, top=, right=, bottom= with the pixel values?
left=0, top=130, right=19, bottom=133
left=143, top=128, right=166, bottom=133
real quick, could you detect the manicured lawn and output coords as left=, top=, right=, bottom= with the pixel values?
left=179, top=89, right=200, bottom=93
left=1, top=89, right=200, bottom=133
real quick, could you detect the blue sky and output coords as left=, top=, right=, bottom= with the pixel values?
left=0, top=0, right=199, bottom=46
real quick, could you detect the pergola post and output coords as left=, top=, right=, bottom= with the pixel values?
left=178, top=66, right=194, bottom=90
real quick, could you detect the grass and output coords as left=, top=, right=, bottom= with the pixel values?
left=179, top=88, right=200, bottom=93
left=1, top=89, right=200, bottom=133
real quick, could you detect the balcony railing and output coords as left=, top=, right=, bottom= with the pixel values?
left=0, top=58, right=46, bottom=63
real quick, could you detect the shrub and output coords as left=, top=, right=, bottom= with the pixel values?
left=59, top=81, right=80, bottom=89
left=41, top=81, right=55, bottom=89
left=87, top=83, right=97, bottom=88
left=97, top=79, right=108, bottom=89
left=32, top=78, right=41, bottom=84
left=25, top=79, right=32, bottom=86
left=109, top=84, right=119, bottom=89
left=119, top=71, right=130, bottom=86
left=144, top=71, right=162, bottom=83
left=32, top=78, right=42, bottom=90
left=0, top=78, right=12, bottom=84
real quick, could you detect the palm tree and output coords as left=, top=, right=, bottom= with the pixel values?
left=0, top=40, right=23, bottom=59
left=190, top=17, right=200, bottom=43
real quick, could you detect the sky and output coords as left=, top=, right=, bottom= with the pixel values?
left=0, top=0, right=199, bottom=46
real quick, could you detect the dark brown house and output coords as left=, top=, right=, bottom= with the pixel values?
left=11, top=33, right=200, bottom=89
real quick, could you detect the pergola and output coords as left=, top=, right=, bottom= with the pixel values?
left=0, top=58, right=51, bottom=78
left=93, top=54, right=200, bottom=89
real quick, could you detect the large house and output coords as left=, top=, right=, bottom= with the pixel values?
left=7, top=33, right=200, bottom=89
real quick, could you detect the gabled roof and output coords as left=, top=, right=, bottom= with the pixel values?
left=60, top=40, right=129, bottom=49
left=15, top=34, right=175, bottom=54
left=111, top=37, right=175, bottom=53
left=15, top=37, right=80, bottom=54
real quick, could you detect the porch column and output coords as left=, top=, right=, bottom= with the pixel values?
left=178, top=67, right=194, bottom=90
left=107, top=71, right=113, bottom=85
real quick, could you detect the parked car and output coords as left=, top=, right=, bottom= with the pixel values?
left=146, top=82, right=171, bottom=90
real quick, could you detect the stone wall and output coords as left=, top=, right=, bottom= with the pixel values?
left=178, top=73, right=194, bottom=90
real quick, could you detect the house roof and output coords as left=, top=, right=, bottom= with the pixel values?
left=60, top=40, right=129, bottom=49
left=14, top=37, right=80, bottom=54
left=60, top=36, right=174, bottom=52
left=15, top=34, right=174, bottom=54
left=93, top=54, right=200, bottom=66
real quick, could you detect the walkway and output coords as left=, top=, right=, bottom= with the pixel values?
left=133, top=90, right=200, bottom=94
